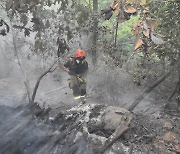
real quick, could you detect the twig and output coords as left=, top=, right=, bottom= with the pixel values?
left=10, top=19, right=32, bottom=103
left=165, top=111, right=180, bottom=117
left=168, top=81, right=180, bottom=101
left=24, top=81, right=31, bottom=103
left=142, top=125, right=150, bottom=133
left=31, top=60, right=59, bottom=103
left=42, top=86, right=68, bottom=95
left=0, top=3, right=5, bottom=9
left=128, top=70, right=171, bottom=111
left=114, top=22, right=119, bottom=47
left=129, top=145, right=133, bottom=154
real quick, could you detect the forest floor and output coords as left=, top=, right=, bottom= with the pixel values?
left=0, top=65, right=179, bottom=154
left=0, top=97, right=179, bottom=154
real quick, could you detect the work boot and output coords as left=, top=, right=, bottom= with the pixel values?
left=80, top=89, right=86, bottom=97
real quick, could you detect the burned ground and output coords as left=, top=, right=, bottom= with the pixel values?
left=0, top=102, right=179, bottom=154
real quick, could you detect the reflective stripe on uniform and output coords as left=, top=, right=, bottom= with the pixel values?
left=74, top=96, right=81, bottom=100
left=80, top=95, right=85, bottom=98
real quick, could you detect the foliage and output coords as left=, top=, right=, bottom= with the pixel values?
left=76, top=3, right=90, bottom=26
left=0, top=19, right=10, bottom=36
left=2, top=0, right=87, bottom=60
left=125, top=0, right=180, bottom=88
left=118, top=15, right=138, bottom=40
left=2, top=0, right=179, bottom=64
left=100, top=0, right=165, bottom=56
left=149, top=0, right=180, bottom=63
left=99, top=0, right=180, bottom=92
left=5, top=0, right=41, bottom=16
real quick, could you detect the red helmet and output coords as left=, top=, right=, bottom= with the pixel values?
left=75, top=49, right=87, bottom=58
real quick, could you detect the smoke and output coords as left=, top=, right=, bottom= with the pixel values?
left=0, top=26, right=72, bottom=108
left=0, top=26, right=159, bottom=114
left=0, top=29, right=161, bottom=154
left=0, top=103, right=94, bottom=154
left=87, top=58, right=141, bottom=107
left=85, top=53, right=161, bottom=114
left=0, top=104, right=55, bottom=154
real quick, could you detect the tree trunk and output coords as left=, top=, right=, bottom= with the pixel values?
left=114, top=22, right=119, bottom=47
left=128, top=70, right=171, bottom=111
left=31, top=70, right=50, bottom=103
left=92, top=0, right=98, bottom=66
left=31, top=61, right=58, bottom=103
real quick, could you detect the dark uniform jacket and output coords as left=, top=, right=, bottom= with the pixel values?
left=64, top=57, right=88, bottom=76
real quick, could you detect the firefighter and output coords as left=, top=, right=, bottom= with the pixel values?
left=63, top=49, right=88, bottom=100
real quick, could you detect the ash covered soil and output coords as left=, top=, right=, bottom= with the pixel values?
left=0, top=54, right=179, bottom=154
left=0, top=102, right=179, bottom=154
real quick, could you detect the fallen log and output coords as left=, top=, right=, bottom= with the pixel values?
left=99, top=112, right=132, bottom=153
left=128, top=71, right=171, bottom=111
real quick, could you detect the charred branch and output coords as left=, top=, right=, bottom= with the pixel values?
left=129, top=70, right=171, bottom=111
left=31, top=60, right=58, bottom=103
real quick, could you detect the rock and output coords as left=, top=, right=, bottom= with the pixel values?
left=164, top=121, right=173, bottom=129
left=71, top=104, right=133, bottom=153
left=103, top=106, right=131, bottom=130
left=1, top=103, right=179, bottom=154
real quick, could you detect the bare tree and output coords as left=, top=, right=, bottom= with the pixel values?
left=92, top=0, right=98, bottom=65
left=31, top=60, right=58, bottom=103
